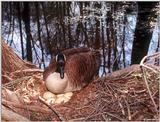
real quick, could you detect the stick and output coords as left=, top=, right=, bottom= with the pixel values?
left=140, top=53, right=160, bottom=74
left=38, top=96, right=64, bottom=121
left=124, top=98, right=131, bottom=120
left=10, top=68, right=43, bottom=76
left=2, top=99, right=52, bottom=114
left=140, top=56, right=158, bottom=114
left=3, top=76, right=31, bottom=88
left=140, top=67, right=158, bottom=113
left=2, top=105, right=30, bottom=121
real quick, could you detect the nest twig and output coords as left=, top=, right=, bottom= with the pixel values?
left=2, top=54, right=159, bottom=121
left=38, top=96, right=65, bottom=121
left=140, top=52, right=160, bottom=115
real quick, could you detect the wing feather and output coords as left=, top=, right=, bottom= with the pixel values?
left=65, top=50, right=101, bottom=89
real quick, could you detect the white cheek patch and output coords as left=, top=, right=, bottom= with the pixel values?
left=55, top=54, right=66, bottom=62
left=63, top=54, right=66, bottom=61
left=45, top=72, right=68, bottom=93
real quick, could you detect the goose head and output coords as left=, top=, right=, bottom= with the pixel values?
left=55, top=52, right=66, bottom=79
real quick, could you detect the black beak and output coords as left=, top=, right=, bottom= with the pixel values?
left=60, top=66, right=64, bottom=79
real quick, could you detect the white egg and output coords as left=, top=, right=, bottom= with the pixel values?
left=63, top=97, right=70, bottom=103
left=64, top=92, right=73, bottom=99
left=56, top=94, right=64, bottom=98
left=46, top=97, right=56, bottom=104
left=43, top=91, right=56, bottom=100
left=55, top=96, right=69, bottom=104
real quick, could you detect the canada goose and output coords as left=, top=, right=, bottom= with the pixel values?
left=43, top=47, right=101, bottom=94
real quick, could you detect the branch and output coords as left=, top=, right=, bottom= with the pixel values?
left=2, top=99, right=52, bottom=114
left=38, top=96, right=65, bottom=121
left=140, top=55, right=159, bottom=73
left=140, top=53, right=159, bottom=115
left=2, top=105, right=30, bottom=121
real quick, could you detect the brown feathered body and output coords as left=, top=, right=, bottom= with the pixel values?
left=43, top=47, right=101, bottom=94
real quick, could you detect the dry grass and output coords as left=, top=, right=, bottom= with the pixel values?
left=2, top=52, right=160, bottom=121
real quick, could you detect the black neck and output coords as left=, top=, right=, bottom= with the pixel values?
left=56, top=61, right=65, bottom=79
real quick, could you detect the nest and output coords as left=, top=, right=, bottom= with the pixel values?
left=2, top=53, right=160, bottom=121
